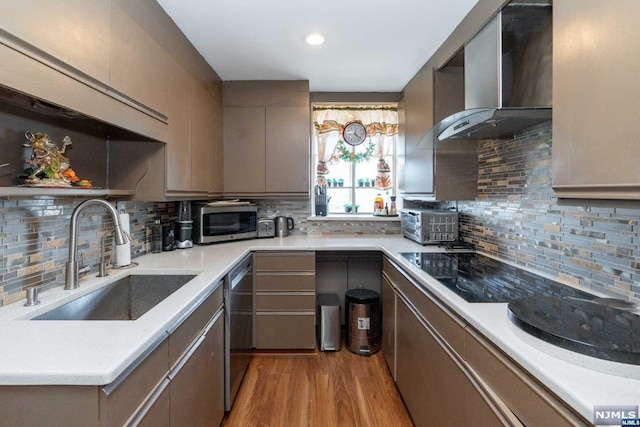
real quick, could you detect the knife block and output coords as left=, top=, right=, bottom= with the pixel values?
left=315, top=204, right=327, bottom=216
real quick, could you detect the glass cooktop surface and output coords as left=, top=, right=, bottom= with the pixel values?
left=399, top=252, right=594, bottom=303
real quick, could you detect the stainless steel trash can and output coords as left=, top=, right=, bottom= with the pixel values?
left=345, top=288, right=381, bottom=356
left=317, top=293, right=341, bottom=351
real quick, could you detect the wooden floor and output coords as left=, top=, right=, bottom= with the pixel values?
left=222, top=348, right=414, bottom=427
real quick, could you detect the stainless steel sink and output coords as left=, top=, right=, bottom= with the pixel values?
left=34, top=274, right=197, bottom=321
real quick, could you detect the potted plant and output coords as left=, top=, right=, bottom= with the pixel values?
left=332, top=178, right=338, bottom=187
left=364, top=178, right=370, bottom=187
left=337, top=178, right=344, bottom=187
left=357, top=178, right=364, bottom=187
left=354, top=204, right=359, bottom=213
left=344, top=203, right=352, bottom=213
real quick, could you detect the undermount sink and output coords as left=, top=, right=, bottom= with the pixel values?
left=33, top=274, right=197, bottom=321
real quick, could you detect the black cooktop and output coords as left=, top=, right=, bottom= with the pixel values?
left=399, top=252, right=640, bottom=365
left=399, top=252, right=594, bottom=303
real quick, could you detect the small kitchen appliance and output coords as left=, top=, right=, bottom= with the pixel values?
left=193, top=203, right=257, bottom=244
left=400, top=209, right=458, bottom=245
left=274, top=216, right=294, bottom=237
left=175, top=201, right=193, bottom=249
left=257, top=217, right=275, bottom=238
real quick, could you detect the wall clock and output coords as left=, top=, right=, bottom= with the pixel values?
left=342, top=121, right=367, bottom=146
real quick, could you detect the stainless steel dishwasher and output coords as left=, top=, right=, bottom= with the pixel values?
left=224, top=253, right=253, bottom=411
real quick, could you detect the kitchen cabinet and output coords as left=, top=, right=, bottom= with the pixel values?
left=0, top=0, right=111, bottom=86
left=384, top=257, right=518, bottom=426
left=109, top=0, right=169, bottom=121
left=164, top=59, right=223, bottom=196
left=254, top=251, right=316, bottom=349
left=0, top=283, right=225, bottom=427
left=223, top=81, right=311, bottom=197
left=552, top=1, right=640, bottom=200
left=0, top=0, right=223, bottom=199
left=396, top=296, right=511, bottom=426
left=169, top=308, right=224, bottom=426
left=383, top=257, right=590, bottom=426
left=465, top=327, right=587, bottom=426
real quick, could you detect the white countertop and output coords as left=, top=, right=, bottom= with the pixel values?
left=0, top=235, right=638, bottom=423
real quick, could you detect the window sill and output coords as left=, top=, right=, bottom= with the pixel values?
left=307, top=214, right=400, bottom=222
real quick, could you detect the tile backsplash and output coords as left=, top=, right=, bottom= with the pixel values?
left=454, top=123, right=640, bottom=303
left=0, top=198, right=176, bottom=306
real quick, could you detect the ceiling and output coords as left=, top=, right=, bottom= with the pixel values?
left=156, top=0, right=479, bottom=93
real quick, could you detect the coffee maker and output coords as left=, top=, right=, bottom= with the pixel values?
left=175, top=201, right=193, bottom=249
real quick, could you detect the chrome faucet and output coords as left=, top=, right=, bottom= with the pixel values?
left=65, top=199, right=128, bottom=290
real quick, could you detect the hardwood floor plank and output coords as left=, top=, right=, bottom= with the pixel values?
left=222, top=349, right=414, bottom=427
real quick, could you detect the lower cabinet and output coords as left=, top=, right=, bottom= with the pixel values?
left=0, top=282, right=225, bottom=427
left=169, top=308, right=224, bottom=426
left=395, top=295, right=513, bottom=426
left=254, top=251, right=316, bottom=349
left=383, top=257, right=590, bottom=427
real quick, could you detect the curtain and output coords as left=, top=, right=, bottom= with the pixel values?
left=312, top=106, right=398, bottom=189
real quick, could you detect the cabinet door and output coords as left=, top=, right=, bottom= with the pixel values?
left=165, top=58, right=193, bottom=193
left=170, top=312, right=224, bottom=427
left=190, top=81, right=216, bottom=193
left=0, top=0, right=111, bottom=85
left=223, top=107, right=266, bottom=193
left=553, top=1, right=640, bottom=199
left=255, top=313, right=316, bottom=349
left=381, top=275, right=396, bottom=378
left=265, top=107, right=310, bottom=193
left=396, top=298, right=510, bottom=426
left=109, top=0, right=169, bottom=118
left=208, top=97, right=224, bottom=195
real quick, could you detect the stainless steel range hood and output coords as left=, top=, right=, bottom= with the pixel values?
left=418, top=0, right=552, bottom=147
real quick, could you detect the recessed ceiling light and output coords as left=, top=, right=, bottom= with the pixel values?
left=305, top=33, right=325, bottom=46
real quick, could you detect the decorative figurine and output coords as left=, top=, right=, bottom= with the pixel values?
left=21, top=131, right=91, bottom=188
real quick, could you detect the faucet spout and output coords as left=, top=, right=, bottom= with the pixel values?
left=65, top=199, right=128, bottom=290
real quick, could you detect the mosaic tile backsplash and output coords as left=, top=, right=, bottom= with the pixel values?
left=454, top=123, right=640, bottom=303
left=0, top=199, right=177, bottom=306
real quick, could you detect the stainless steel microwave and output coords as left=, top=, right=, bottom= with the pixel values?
left=193, top=204, right=257, bottom=244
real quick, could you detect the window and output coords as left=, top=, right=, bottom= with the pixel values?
left=312, top=105, right=397, bottom=215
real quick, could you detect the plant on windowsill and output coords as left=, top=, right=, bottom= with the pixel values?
left=337, top=178, right=344, bottom=187
left=357, top=178, right=364, bottom=187
left=364, top=178, right=370, bottom=187
left=344, top=203, right=359, bottom=213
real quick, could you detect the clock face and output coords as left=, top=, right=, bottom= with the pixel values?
left=343, top=121, right=367, bottom=146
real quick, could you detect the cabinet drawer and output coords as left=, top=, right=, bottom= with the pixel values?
left=256, top=273, right=315, bottom=291
left=168, top=282, right=223, bottom=367
left=383, top=257, right=466, bottom=356
left=256, top=292, right=316, bottom=311
left=255, top=251, right=315, bottom=271
left=465, top=328, right=588, bottom=426
left=100, top=338, right=169, bottom=427
left=255, top=313, right=316, bottom=349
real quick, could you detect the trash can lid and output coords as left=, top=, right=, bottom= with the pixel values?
left=345, top=288, right=380, bottom=304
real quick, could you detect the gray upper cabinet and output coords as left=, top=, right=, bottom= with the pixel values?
left=0, top=0, right=111, bottom=86
left=109, top=0, right=169, bottom=121
left=552, top=0, right=640, bottom=200
left=223, top=107, right=267, bottom=194
left=223, top=81, right=311, bottom=197
left=266, top=107, right=310, bottom=193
